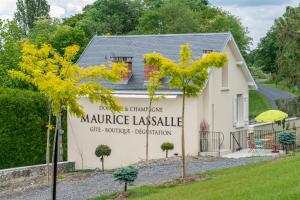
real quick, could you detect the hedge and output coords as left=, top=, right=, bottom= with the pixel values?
left=0, top=88, right=67, bottom=169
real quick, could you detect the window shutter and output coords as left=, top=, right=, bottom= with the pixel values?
left=243, top=92, right=249, bottom=125
left=233, top=95, right=237, bottom=127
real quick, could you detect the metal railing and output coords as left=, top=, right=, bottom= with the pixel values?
left=230, top=130, right=248, bottom=152
left=230, top=128, right=298, bottom=152
left=200, top=131, right=224, bottom=156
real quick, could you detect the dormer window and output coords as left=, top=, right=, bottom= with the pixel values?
left=202, top=50, right=213, bottom=57
left=110, top=56, right=133, bottom=82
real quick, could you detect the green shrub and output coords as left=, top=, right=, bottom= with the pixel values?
left=95, top=144, right=111, bottom=172
left=279, top=132, right=296, bottom=154
left=161, top=142, right=174, bottom=158
left=0, top=88, right=67, bottom=169
left=113, top=166, right=139, bottom=192
left=249, top=67, right=270, bottom=80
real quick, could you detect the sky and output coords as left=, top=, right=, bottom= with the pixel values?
left=0, top=0, right=299, bottom=48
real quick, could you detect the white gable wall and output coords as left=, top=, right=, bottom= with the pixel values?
left=202, top=42, right=250, bottom=150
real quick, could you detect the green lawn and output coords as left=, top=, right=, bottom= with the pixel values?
left=93, top=156, right=300, bottom=200
left=249, top=90, right=272, bottom=119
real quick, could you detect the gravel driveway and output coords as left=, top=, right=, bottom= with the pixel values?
left=2, top=156, right=273, bottom=200
left=258, top=85, right=295, bottom=108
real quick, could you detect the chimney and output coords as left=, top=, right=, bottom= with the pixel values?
left=144, top=60, right=159, bottom=81
left=111, top=56, right=133, bottom=81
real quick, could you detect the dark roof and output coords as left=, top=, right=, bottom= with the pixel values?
left=77, top=33, right=231, bottom=90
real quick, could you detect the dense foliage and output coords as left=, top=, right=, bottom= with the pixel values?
left=275, top=6, right=300, bottom=87
left=0, top=19, right=31, bottom=89
left=113, top=166, right=139, bottom=192
left=63, top=0, right=144, bottom=38
left=248, top=27, right=277, bottom=74
left=0, top=88, right=67, bottom=169
left=250, top=5, right=300, bottom=90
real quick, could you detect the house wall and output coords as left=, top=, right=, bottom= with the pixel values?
left=68, top=96, right=202, bottom=169
left=202, top=42, right=250, bottom=150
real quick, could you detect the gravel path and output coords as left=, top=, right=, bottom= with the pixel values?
left=1, top=156, right=274, bottom=200
left=258, top=85, right=294, bottom=108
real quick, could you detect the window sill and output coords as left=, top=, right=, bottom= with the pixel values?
left=235, top=122, right=246, bottom=128
left=221, top=87, right=230, bottom=91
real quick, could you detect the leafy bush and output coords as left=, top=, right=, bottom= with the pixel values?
left=249, top=67, right=270, bottom=80
left=0, top=88, right=67, bottom=169
left=279, top=132, right=296, bottom=154
left=276, top=97, right=300, bottom=118
left=95, top=144, right=111, bottom=172
left=161, top=142, right=174, bottom=158
left=113, top=166, right=139, bottom=192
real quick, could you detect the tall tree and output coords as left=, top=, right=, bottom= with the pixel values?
left=145, top=71, right=164, bottom=161
left=9, top=42, right=127, bottom=162
left=14, top=0, right=50, bottom=34
left=10, top=42, right=127, bottom=199
left=145, top=44, right=227, bottom=177
left=64, top=0, right=144, bottom=39
left=248, top=27, right=278, bottom=74
left=136, top=1, right=199, bottom=34
left=29, top=18, right=87, bottom=57
left=29, top=18, right=60, bottom=47
left=275, top=6, right=300, bottom=87
left=0, top=19, right=30, bottom=89
left=50, top=25, right=87, bottom=55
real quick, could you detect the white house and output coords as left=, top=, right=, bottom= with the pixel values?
left=68, top=33, right=257, bottom=169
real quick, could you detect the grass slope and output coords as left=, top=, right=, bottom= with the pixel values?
left=249, top=90, right=272, bottom=119
left=93, top=156, right=300, bottom=200
left=127, top=156, right=300, bottom=200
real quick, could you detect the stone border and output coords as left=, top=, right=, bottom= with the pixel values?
left=0, top=161, right=75, bottom=186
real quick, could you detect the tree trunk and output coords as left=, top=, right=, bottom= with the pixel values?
left=166, top=150, right=168, bottom=158
left=51, top=110, right=60, bottom=200
left=57, top=112, right=63, bottom=162
left=124, top=181, right=128, bottom=192
left=46, top=104, right=52, bottom=185
left=181, top=90, right=186, bottom=178
left=101, top=156, right=104, bottom=172
left=146, top=100, right=153, bottom=161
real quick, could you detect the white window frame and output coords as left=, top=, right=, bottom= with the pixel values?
left=233, top=92, right=249, bottom=128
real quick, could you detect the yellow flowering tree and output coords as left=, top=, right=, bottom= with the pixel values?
left=145, top=44, right=228, bottom=177
left=9, top=42, right=127, bottom=162
left=145, top=70, right=164, bottom=161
